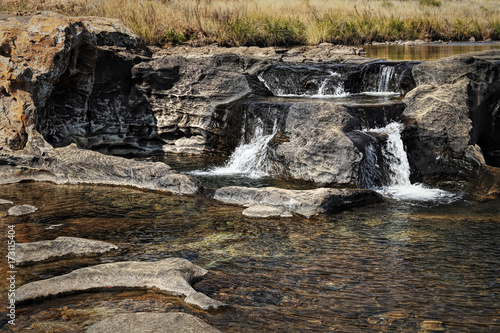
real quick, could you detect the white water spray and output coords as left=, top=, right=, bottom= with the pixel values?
left=190, top=118, right=278, bottom=178
left=378, top=65, right=396, bottom=92
left=366, top=123, right=456, bottom=202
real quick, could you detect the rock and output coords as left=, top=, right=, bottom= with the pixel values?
left=421, top=320, right=445, bottom=331
left=0, top=12, right=97, bottom=150
left=0, top=199, right=14, bottom=205
left=86, top=313, right=222, bottom=333
left=16, top=258, right=226, bottom=310
left=16, top=237, right=119, bottom=265
left=213, top=186, right=383, bottom=218
left=7, top=205, right=37, bottom=216
left=402, top=50, right=500, bottom=181
left=83, top=16, right=141, bottom=48
left=0, top=143, right=202, bottom=195
left=242, top=205, right=293, bottom=218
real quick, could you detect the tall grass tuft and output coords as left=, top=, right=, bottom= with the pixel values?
left=1, top=0, right=500, bottom=46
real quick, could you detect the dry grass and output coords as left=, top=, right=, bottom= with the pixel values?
left=2, top=0, right=500, bottom=46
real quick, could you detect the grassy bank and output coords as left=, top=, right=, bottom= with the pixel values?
left=2, top=0, right=500, bottom=46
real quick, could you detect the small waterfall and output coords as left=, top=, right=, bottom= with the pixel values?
left=377, top=66, right=395, bottom=92
left=191, top=118, right=278, bottom=178
left=362, top=122, right=457, bottom=202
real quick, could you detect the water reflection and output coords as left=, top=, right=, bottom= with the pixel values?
left=364, top=42, right=500, bottom=61
left=1, top=182, right=499, bottom=332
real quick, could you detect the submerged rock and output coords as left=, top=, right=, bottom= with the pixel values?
left=214, top=186, right=383, bottom=218
left=86, top=312, right=222, bottom=333
left=16, top=258, right=226, bottom=310
left=242, top=205, right=293, bottom=218
left=16, top=237, right=119, bottom=265
left=7, top=205, right=37, bottom=216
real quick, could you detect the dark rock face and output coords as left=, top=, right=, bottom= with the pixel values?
left=401, top=51, right=500, bottom=181
left=86, top=313, right=222, bottom=333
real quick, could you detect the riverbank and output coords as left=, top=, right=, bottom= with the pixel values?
left=1, top=0, right=499, bottom=47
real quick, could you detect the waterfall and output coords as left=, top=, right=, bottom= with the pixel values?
left=377, top=65, right=395, bottom=92
left=363, top=122, right=457, bottom=202
left=190, top=118, right=278, bottom=178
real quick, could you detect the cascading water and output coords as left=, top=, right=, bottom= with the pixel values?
left=190, top=118, right=278, bottom=179
left=364, top=122, right=457, bottom=202
left=378, top=65, right=396, bottom=92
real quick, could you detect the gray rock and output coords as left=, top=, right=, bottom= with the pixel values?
left=242, top=205, right=292, bottom=218
left=16, top=237, right=119, bottom=265
left=0, top=199, right=13, bottom=205
left=402, top=50, right=500, bottom=179
left=86, top=312, right=222, bottom=333
left=0, top=143, right=202, bottom=195
left=16, top=258, right=226, bottom=310
left=7, top=205, right=37, bottom=216
left=83, top=16, right=141, bottom=48
left=214, top=186, right=383, bottom=218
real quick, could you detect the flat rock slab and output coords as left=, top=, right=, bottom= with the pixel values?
left=7, top=205, right=37, bottom=216
left=16, top=237, right=119, bottom=265
left=0, top=199, right=14, bottom=205
left=242, top=205, right=293, bottom=218
left=16, top=258, right=226, bottom=310
left=214, top=186, right=383, bottom=218
left=86, top=312, right=222, bottom=333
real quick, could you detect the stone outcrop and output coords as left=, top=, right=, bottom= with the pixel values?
left=0, top=142, right=202, bottom=194
left=7, top=204, right=37, bottom=216
left=213, top=186, right=383, bottom=218
left=401, top=50, right=500, bottom=181
left=86, top=313, right=222, bottom=333
left=16, top=258, right=226, bottom=310
left=16, top=236, right=119, bottom=265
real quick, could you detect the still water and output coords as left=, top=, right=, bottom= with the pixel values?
left=1, top=182, right=499, bottom=332
left=364, top=42, right=500, bottom=61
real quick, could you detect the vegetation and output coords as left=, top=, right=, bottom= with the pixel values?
left=2, top=0, right=500, bottom=46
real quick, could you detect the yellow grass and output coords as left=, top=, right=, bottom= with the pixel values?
left=2, top=0, right=500, bottom=46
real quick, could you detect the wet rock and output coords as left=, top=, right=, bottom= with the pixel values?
left=16, top=237, right=119, bottom=265
left=16, top=258, right=226, bottom=310
left=214, top=186, right=383, bottom=218
left=7, top=205, right=37, bottom=216
left=421, top=320, right=445, bottom=331
left=0, top=143, right=202, bottom=195
left=242, top=205, right=293, bottom=218
left=86, top=312, right=222, bottom=333
left=402, top=50, right=500, bottom=183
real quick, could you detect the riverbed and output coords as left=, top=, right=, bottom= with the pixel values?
left=1, top=181, right=499, bottom=332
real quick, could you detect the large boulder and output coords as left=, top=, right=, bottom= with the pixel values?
left=213, top=186, right=383, bottom=218
left=0, top=12, right=97, bottom=150
left=16, top=237, right=119, bottom=265
left=401, top=50, right=500, bottom=183
left=86, top=313, right=222, bottom=333
left=16, top=258, right=226, bottom=310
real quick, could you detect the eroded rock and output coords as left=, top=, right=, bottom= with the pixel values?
left=86, top=312, right=222, bottom=333
left=214, top=186, right=383, bottom=218
left=16, top=237, right=119, bottom=265
left=0, top=143, right=202, bottom=195
left=16, top=258, right=226, bottom=310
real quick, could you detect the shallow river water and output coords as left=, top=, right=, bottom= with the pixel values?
left=1, top=181, right=499, bottom=332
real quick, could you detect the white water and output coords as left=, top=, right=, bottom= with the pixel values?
left=367, top=123, right=457, bottom=202
left=378, top=65, right=396, bottom=92
left=189, top=119, right=277, bottom=179
left=258, top=71, right=350, bottom=98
